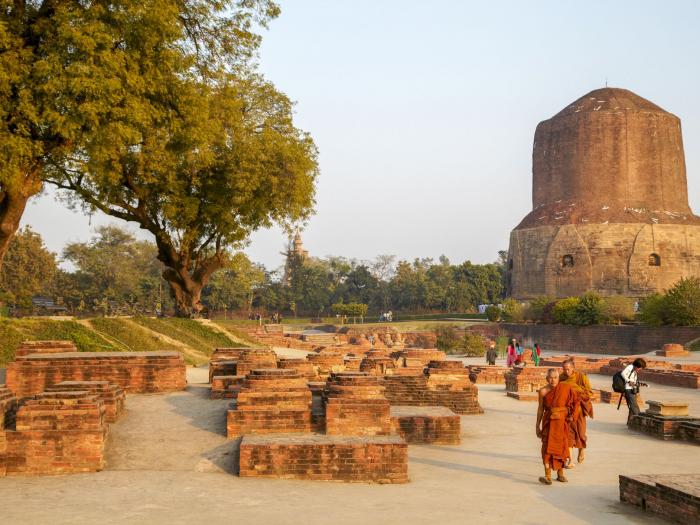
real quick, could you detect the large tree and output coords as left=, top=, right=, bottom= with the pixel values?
left=42, top=1, right=317, bottom=316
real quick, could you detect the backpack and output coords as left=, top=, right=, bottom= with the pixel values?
left=612, top=371, right=626, bottom=393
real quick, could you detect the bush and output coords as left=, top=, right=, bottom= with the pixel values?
left=485, top=305, right=501, bottom=322
left=638, top=293, right=666, bottom=327
left=552, top=297, right=580, bottom=325
left=575, top=292, right=605, bottom=326
left=501, top=298, right=524, bottom=322
left=435, top=325, right=460, bottom=353
left=460, top=331, right=487, bottom=356
left=601, top=295, right=635, bottom=324
left=663, top=277, right=700, bottom=326
left=525, top=296, right=555, bottom=322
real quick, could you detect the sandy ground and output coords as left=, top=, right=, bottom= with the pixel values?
left=1, top=360, right=699, bottom=524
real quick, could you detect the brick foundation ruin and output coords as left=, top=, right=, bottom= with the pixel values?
left=227, top=369, right=312, bottom=438
left=620, top=474, right=700, bottom=523
left=45, top=381, right=125, bottom=422
left=628, top=401, right=699, bottom=445
left=390, top=406, right=460, bottom=444
left=468, top=365, right=509, bottom=384
left=324, top=372, right=391, bottom=436
left=1, top=389, right=108, bottom=476
left=505, top=367, right=549, bottom=401
left=7, top=348, right=186, bottom=396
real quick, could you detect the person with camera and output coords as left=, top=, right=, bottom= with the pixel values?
left=621, top=358, right=647, bottom=421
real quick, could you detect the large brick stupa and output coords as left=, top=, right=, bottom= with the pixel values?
left=506, top=87, right=700, bottom=299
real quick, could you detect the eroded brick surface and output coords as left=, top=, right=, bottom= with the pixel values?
left=620, top=474, right=700, bottom=523
left=390, top=406, right=460, bottom=444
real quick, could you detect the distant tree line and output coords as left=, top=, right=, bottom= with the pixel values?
left=0, top=226, right=505, bottom=317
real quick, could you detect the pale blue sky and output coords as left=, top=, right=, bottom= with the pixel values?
left=22, top=0, right=700, bottom=271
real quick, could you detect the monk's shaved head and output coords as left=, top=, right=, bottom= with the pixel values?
left=546, top=368, right=559, bottom=386
left=562, top=359, right=575, bottom=377
left=547, top=369, right=558, bottom=378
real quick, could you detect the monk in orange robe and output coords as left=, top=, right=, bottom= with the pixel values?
left=536, top=368, right=579, bottom=484
left=560, top=358, right=593, bottom=465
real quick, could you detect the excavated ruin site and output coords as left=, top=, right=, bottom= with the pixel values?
left=0, top=328, right=699, bottom=524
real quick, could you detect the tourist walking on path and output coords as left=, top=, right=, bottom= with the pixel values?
left=486, top=343, right=497, bottom=365
left=621, top=358, right=647, bottom=421
left=533, top=343, right=541, bottom=366
left=559, top=358, right=593, bottom=465
left=506, top=339, right=517, bottom=367
left=536, top=368, right=578, bottom=485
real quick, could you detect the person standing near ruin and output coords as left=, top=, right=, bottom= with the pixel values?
left=536, top=368, right=578, bottom=484
left=621, top=358, right=647, bottom=421
left=486, top=343, right=497, bottom=365
left=506, top=339, right=517, bottom=367
left=533, top=343, right=541, bottom=367
left=559, top=358, right=593, bottom=465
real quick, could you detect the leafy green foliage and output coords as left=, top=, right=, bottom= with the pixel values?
left=524, top=296, right=555, bottom=323
left=435, top=325, right=461, bottom=353
left=575, top=292, right=605, bottom=326
left=638, top=293, right=666, bottom=327
left=485, top=305, right=501, bottom=322
left=552, top=297, right=581, bottom=325
left=661, top=277, right=700, bottom=326
left=0, top=227, right=58, bottom=308
left=460, top=331, right=488, bottom=357
left=500, top=298, right=524, bottom=322
left=601, top=295, right=635, bottom=324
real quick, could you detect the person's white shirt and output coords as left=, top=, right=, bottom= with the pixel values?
left=621, top=364, right=638, bottom=390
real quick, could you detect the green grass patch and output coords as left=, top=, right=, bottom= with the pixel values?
left=0, top=318, right=122, bottom=366
left=87, top=317, right=163, bottom=353
left=211, top=320, right=260, bottom=345
left=132, top=317, right=239, bottom=356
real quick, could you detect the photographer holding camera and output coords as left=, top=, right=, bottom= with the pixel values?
left=621, top=358, right=647, bottom=421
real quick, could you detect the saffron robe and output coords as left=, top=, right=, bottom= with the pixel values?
left=559, top=371, right=593, bottom=449
left=541, top=382, right=578, bottom=469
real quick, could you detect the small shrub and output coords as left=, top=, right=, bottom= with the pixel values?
left=552, top=297, right=580, bottom=325
left=526, top=296, right=555, bottom=323
left=435, top=325, right=460, bottom=353
left=602, top=295, right=635, bottom=324
left=460, top=331, right=487, bottom=356
left=663, top=277, right=700, bottom=326
left=501, top=298, right=524, bottom=322
left=638, top=293, right=666, bottom=327
left=485, top=305, right=501, bottom=322
left=575, top=292, right=605, bottom=326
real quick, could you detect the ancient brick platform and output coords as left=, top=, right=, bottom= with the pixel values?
left=6, top=351, right=186, bottom=397
left=239, top=434, right=408, bottom=483
left=628, top=413, right=700, bottom=444
left=359, top=352, right=396, bottom=376
left=468, top=365, right=509, bottom=384
left=539, top=355, right=609, bottom=374
left=390, top=406, right=460, bottom=444
left=45, top=381, right=125, bottom=422
left=383, top=362, right=482, bottom=415
left=656, top=343, right=690, bottom=357
left=277, top=358, right=317, bottom=379
left=620, top=474, right=700, bottom=523
left=208, top=361, right=238, bottom=384
left=595, top=389, right=643, bottom=406
left=15, top=340, right=78, bottom=357
left=600, top=358, right=700, bottom=389
left=208, top=347, right=250, bottom=383
left=234, top=349, right=279, bottom=377
left=324, top=372, right=391, bottom=436
left=226, top=369, right=312, bottom=438
left=210, top=375, right=244, bottom=399
left=505, top=367, right=549, bottom=395
left=307, top=351, right=345, bottom=378
left=392, top=349, right=445, bottom=368
left=1, top=391, right=107, bottom=476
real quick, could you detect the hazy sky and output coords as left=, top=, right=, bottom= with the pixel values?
left=21, top=0, right=700, bottom=272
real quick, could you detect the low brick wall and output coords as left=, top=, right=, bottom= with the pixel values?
left=239, top=434, right=408, bottom=483
left=1, top=390, right=108, bottom=476
left=390, top=406, right=460, bottom=444
left=628, top=413, right=700, bottom=444
left=620, top=474, right=700, bottom=523
left=6, top=351, right=186, bottom=397
left=481, top=323, right=700, bottom=355
left=383, top=375, right=482, bottom=415
left=45, top=381, right=125, bottom=423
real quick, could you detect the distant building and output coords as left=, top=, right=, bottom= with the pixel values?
left=282, top=230, right=309, bottom=283
left=507, top=87, right=700, bottom=299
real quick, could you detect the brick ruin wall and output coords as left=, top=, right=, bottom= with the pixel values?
left=488, top=323, right=700, bottom=356
left=619, top=474, right=700, bottom=523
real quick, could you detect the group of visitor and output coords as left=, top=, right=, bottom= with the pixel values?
left=379, top=311, right=393, bottom=322
left=535, top=357, right=648, bottom=485
left=503, top=338, right=541, bottom=367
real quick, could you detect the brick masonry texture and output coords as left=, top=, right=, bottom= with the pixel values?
left=383, top=362, right=482, bottom=415
left=619, top=474, right=700, bottom=523
left=6, top=349, right=186, bottom=397
left=324, top=372, right=392, bottom=436
left=628, top=413, right=700, bottom=445
left=489, top=323, right=700, bottom=356
left=239, top=434, right=408, bottom=484
left=468, top=365, right=509, bottom=384
left=1, top=390, right=108, bottom=476
left=226, top=369, right=312, bottom=438
left=45, top=381, right=125, bottom=422
left=507, top=88, right=700, bottom=300
left=390, top=406, right=460, bottom=444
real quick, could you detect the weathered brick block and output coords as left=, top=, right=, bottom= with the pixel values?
left=620, top=474, right=700, bottom=523
left=390, top=406, right=460, bottom=444
left=45, top=381, right=125, bottom=422
left=324, top=372, right=391, bottom=436
left=239, top=434, right=408, bottom=483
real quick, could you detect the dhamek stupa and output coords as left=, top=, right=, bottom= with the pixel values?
left=506, top=87, right=700, bottom=299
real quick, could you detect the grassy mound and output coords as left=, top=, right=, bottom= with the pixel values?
left=87, top=318, right=164, bottom=353
left=132, top=317, right=239, bottom=356
left=0, top=318, right=121, bottom=366
left=211, top=320, right=261, bottom=345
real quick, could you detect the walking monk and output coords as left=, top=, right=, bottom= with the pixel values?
left=536, top=369, right=578, bottom=484
left=559, top=358, right=593, bottom=465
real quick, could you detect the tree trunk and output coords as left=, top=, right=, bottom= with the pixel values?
left=0, top=183, right=38, bottom=274
left=162, top=269, right=206, bottom=318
